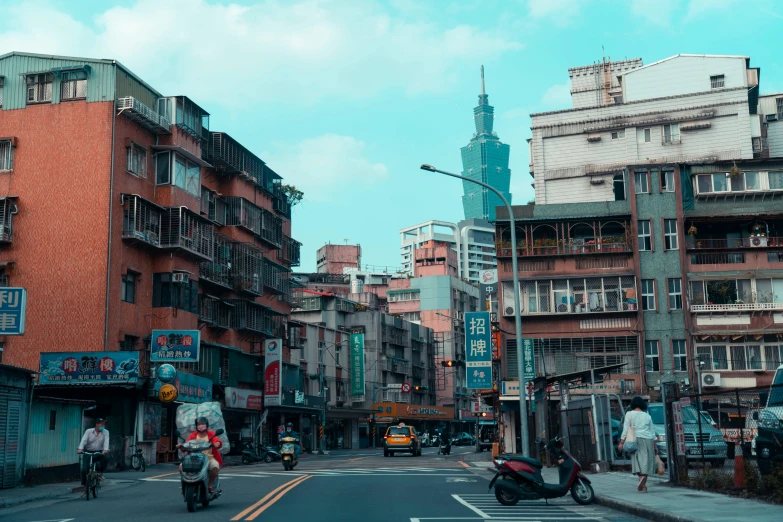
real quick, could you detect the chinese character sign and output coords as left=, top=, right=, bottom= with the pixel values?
left=39, top=352, right=140, bottom=384
left=672, top=402, right=686, bottom=456
left=465, top=312, right=492, bottom=390
left=0, top=288, right=27, bottom=335
left=264, top=339, right=282, bottom=406
left=350, top=333, right=365, bottom=397
left=150, top=330, right=200, bottom=362
left=153, top=371, right=212, bottom=403
left=522, top=338, right=536, bottom=381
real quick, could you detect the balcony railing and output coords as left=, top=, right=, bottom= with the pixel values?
left=690, top=302, right=783, bottom=313
left=204, top=132, right=264, bottom=183
left=223, top=197, right=283, bottom=248
left=272, top=184, right=291, bottom=218
left=280, top=235, right=302, bottom=267
left=227, top=299, right=283, bottom=336
left=122, top=195, right=161, bottom=248
left=200, top=233, right=233, bottom=289
left=686, top=237, right=783, bottom=249
left=261, top=207, right=283, bottom=248
left=231, top=242, right=263, bottom=296
left=383, top=326, right=409, bottom=346
left=495, top=237, right=632, bottom=258
left=263, top=258, right=288, bottom=295
left=294, top=296, right=322, bottom=311
left=117, top=97, right=171, bottom=134
left=160, top=208, right=215, bottom=261
left=689, top=253, right=746, bottom=265
left=199, top=296, right=232, bottom=329
left=0, top=197, right=17, bottom=243
left=503, top=276, right=637, bottom=316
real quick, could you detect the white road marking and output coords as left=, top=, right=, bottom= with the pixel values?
left=446, top=477, right=477, bottom=482
left=452, top=494, right=605, bottom=521
left=452, top=494, right=490, bottom=518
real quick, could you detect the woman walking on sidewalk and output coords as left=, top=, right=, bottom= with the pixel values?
left=618, top=396, right=657, bottom=492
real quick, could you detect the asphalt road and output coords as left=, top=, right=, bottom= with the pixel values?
left=2, top=447, right=649, bottom=522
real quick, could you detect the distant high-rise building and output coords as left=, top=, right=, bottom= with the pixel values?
left=460, top=66, right=511, bottom=221
left=316, top=244, right=361, bottom=274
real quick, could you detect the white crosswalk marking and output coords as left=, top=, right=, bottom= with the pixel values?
left=453, top=494, right=607, bottom=521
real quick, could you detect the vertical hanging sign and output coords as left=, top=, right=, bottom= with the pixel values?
left=350, top=333, right=365, bottom=396
left=466, top=311, right=492, bottom=389
left=263, top=338, right=282, bottom=406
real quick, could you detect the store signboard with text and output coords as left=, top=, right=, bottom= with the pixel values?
left=264, top=338, right=283, bottom=406
left=465, top=312, right=492, bottom=389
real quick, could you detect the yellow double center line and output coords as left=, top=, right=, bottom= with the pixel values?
left=232, top=474, right=312, bottom=521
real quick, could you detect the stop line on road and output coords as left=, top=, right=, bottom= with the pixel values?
left=448, top=494, right=609, bottom=521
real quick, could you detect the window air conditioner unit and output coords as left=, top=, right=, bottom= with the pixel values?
left=751, top=236, right=768, bottom=247
left=172, top=272, right=189, bottom=284
left=702, top=373, right=721, bottom=388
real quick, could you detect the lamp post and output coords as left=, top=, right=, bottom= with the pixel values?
left=420, top=164, right=529, bottom=457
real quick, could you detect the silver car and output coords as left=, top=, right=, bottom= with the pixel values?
left=648, top=403, right=728, bottom=467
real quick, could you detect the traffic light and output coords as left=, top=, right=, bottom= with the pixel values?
left=474, top=412, right=488, bottom=418
left=413, top=386, right=429, bottom=391
left=440, top=360, right=466, bottom=367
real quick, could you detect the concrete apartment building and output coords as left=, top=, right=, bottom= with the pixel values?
left=499, top=52, right=783, bottom=442
left=291, top=293, right=444, bottom=447
left=401, top=219, right=496, bottom=284
left=316, top=243, right=361, bottom=274
left=0, top=52, right=301, bottom=477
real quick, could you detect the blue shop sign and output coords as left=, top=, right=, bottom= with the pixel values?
left=39, top=352, right=140, bottom=385
left=154, top=370, right=213, bottom=403
left=0, top=288, right=27, bottom=335
left=150, top=330, right=200, bottom=362
left=465, top=311, right=492, bottom=389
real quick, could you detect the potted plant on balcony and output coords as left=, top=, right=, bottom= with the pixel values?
left=729, top=164, right=741, bottom=178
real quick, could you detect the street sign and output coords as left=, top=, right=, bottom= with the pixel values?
left=501, top=381, right=520, bottom=396
left=673, top=401, right=686, bottom=456
left=465, top=311, right=492, bottom=389
left=521, top=338, right=536, bottom=381
left=0, top=288, right=27, bottom=335
left=387, top=383, right=403, bottom=390
left=401, top=382, right=411, bottom=394
left=151, top=330, right=200, bottom=362
left=350, top=333, right=366, bottom=396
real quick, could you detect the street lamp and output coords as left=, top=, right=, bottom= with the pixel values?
left=419, top=164, right=530, bottom=457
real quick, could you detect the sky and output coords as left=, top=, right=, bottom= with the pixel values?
left=1, top=0, right=782, bottom=271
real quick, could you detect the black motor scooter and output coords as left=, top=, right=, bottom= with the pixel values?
left=241, top=442, right=274, bottom=465
left=489, top=436, right=594, bottom=506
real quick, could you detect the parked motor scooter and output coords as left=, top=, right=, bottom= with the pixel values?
left=280, top=436, right=299, bottom=471
left=241, top=441, right=274, bottom=465
left=260, top=444, right=281, bottom=462
left=179, top=428, right=225, bottom=512
left=489, top=436, right=594, bottom=506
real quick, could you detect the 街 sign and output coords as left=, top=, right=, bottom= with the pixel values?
left=39, top=352, right=140, bottom=384
left=150, top=330, right=200, bottom=362
left=465, top=311, right=492, bottom=389
left=350, top=333, right=365, bottom=397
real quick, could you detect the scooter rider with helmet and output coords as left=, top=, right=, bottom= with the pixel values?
left=178, top=417, right=223, bottom=494
left=280, top=422, right=300, bottom=458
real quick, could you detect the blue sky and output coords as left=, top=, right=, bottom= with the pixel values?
left=2, top=0, right=782, bottom=271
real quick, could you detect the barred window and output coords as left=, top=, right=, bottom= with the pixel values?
left=60, top=71, right=87, bottom=100
left=0, top=140, right=12, bottom=171
left=710, top=75, right=725, bottom=89
left=126, top=143, right=147, bottom=178
left=26, top=73, right=53, bottom=103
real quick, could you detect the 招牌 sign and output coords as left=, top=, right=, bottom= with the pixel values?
left=153, top=370, right=212, bottom=403
left=0, top=287, right=27, bottom=335
left=39, top=352, right=140, bottom=384
left=264, top=339, right=282, bottom=406
left=522, top=338, right=536, bottom=381
left=350, top=333, right=365, bottom=397
left=225, top=387, right=263, bottom=410
left=151, top=330, right=200, bottom=362
left=465, top=312, right=492, bottom=389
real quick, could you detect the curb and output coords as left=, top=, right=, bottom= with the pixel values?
left=0, top=485, right=78, bottom=509
left=594, top=494, right=709, bottom=522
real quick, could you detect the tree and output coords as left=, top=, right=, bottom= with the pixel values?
left=280, top=184, right=304, bottom=207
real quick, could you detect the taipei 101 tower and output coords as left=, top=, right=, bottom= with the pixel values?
left=460, top=66, right=512, bottom=221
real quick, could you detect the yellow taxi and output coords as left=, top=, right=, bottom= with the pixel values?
left=383, top=423, right=422, bottom=457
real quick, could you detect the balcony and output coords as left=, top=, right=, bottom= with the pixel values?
left=383, top=325, right=409, bottom=346
left=223, top=197, right=283, bottom=248
left=231, top=242, right=263, bottom=296
left=227, top=299, right=283, bottom=336
left=200, top=233, right=233, bottom=289
left=690, top=302, right=783, bottom=313
left=263, top=258, right=289, bottom=295
left=689, top=253, right=745, bottom=265
left=160, top=207, right=215, bottom=261
left=271, top=183, right=291, bottom=218
left=280, top=235, right=302, bottom=267
left=495, top=220, right=632, bottom=258
left=0, top=197, right=17, bottom=243
left=689, top=278, right=783, bottom=313
left=380, top=358, right=410, bottom=374
left=687, top=236, right=783, bottom=249
left=502, top=276, right=638, bottom=316
left=261, top=207, right=283, bottom=248
left=204, top=132, right=264, bottom=183
left=171, top=96, right=209, bottom=142
left=199, top=295, right=232, bottom=329
left=122, top=195, right=162, bottom=248
left=117, top=97, right=171, bottom=134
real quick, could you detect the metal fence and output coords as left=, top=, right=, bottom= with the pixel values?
left=673, top=383, right=783, bottom=501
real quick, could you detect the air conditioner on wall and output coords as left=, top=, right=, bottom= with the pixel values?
left=751, top=237, right=768, bottom=247
left=172, top=272, right=189, bottom=284
left=702, top=373, right=721, bottom=388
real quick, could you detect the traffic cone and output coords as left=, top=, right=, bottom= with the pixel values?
left=734, top=440, right=745, bottom=489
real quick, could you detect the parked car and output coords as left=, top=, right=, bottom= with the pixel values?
left=648, top=403, right=728, bottom=468
left=451, top=432, right=476, bottom=446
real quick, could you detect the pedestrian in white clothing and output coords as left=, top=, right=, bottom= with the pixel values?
left=77, top=418, right=109, bottom=484
left=618, top=396, right=657, bottom=492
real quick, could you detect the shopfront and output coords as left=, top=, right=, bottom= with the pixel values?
left=263, top=391, right=324, bottom=452
left=221, top=387, right=263, bottom=453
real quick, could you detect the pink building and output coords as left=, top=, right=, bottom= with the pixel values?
left=316, top=244, right=361, bottom=274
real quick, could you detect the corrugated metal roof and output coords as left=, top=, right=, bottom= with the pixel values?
left=626, top=54, right=749, bottom=74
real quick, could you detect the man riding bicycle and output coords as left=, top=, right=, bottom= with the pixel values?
left=280, top=422, right=300, bottom=458
left=77, top=418, right=109, bottom=484
left=178, top=417, right=222, bottom=494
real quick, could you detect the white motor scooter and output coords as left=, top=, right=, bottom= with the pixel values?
left=179, top=428, right=224, bottom=512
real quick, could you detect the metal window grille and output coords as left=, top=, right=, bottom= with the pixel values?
left=261, top=207, right=283, bottom=248
left=264, top=259, right=285, bottom=294
left=60, top=74, right=87, bottom=100
left=0, top=140, right=12, bottom=171
left=126, top=143, right=147, bottom=178
left=710, top=75, right=725, bottom=89
left=122, top=195, right=161, bottom=246
left=0, top=77, right=3, bottom=107
left=205, top=132, right=264, bottom=183
left=200, top=233, right=233, bottom=288
left=777, top=98, right=783, bottom=120
left=224, top=197, right=262, bottom=235
left=231, top=241, right=263, bottom=296
left=690, top=253, right=745, bottom=265
left=160, top=207, right=214, bottom=260
left=26, top=74, right=52, bottom=103
left=281, top=235, right=302, bottom=266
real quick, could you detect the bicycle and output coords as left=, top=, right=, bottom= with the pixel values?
left=81, top=452, right=104, bottom=501
left=129, top=443, right=146, bottom=471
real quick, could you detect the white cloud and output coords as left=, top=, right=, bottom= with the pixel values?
left=540, top=81, right=571, bottom=108
left=526, top=0, right=582, bottom=26
left=630, top=0, right=679, bottom=27
left=686, top=0, right=739, bottom=20
left=262, top=134, right=387, bottom=200
left=0, top=0, right=521, bottom=108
